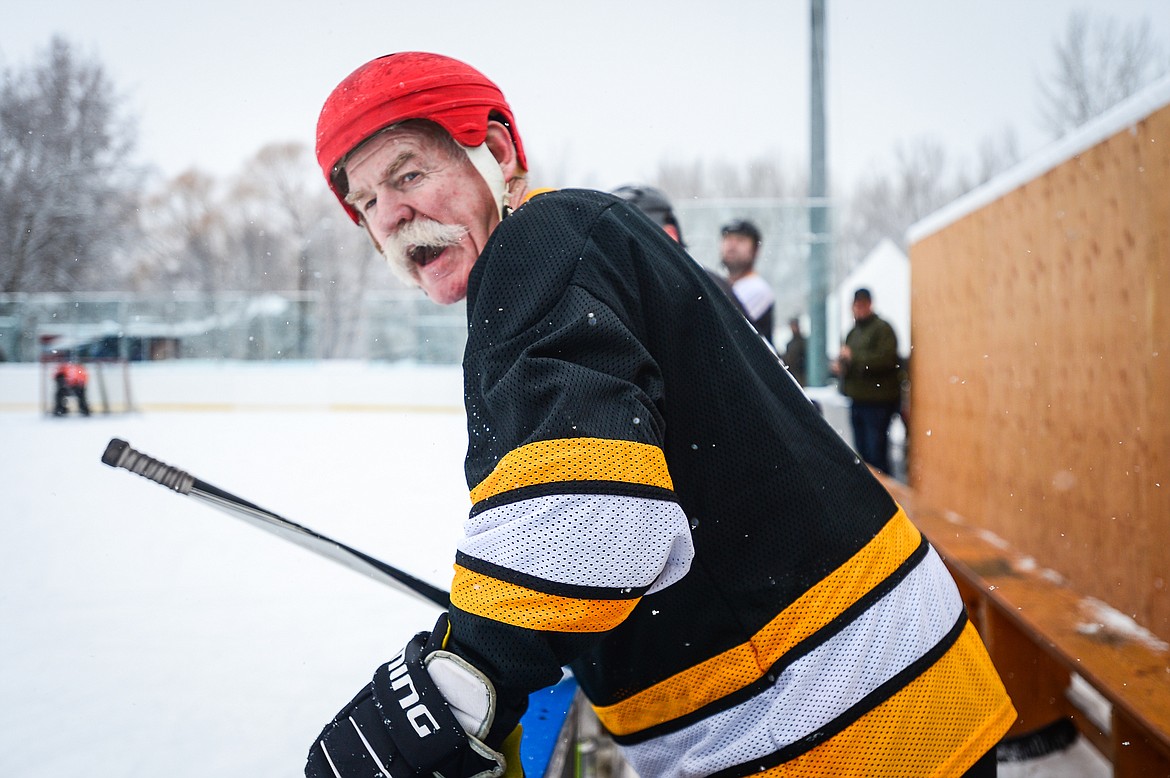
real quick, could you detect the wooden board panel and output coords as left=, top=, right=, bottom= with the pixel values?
left=908, top=102, right=1170, bottom=644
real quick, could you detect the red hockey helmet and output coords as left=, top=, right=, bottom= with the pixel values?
left=315, top=52, right=528, bottom=223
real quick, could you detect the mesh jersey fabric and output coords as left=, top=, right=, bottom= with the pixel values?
left=447, top=189, right=1014, bottom=776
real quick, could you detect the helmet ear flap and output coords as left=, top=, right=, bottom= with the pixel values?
left=462, top=142, right=509, bottom=222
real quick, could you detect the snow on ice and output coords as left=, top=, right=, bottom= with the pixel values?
left=0, top=361, right=1108, bottom=776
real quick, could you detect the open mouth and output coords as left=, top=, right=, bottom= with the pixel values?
left=408, top=245, right=445, bottom=267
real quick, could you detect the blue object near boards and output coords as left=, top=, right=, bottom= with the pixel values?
left=520, top=674, right=579, bottom=776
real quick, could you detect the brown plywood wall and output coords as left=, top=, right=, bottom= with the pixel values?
left=909, top=102, right=1170, bottom=643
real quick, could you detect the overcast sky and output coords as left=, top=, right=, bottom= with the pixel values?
left=4, top=0, right=1169, bottom=194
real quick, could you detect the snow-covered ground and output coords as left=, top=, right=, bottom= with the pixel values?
left=0, top=362, right=1108, bottom=777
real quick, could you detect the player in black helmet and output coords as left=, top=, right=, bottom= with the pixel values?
left=611, top=183, right=744, bottom=313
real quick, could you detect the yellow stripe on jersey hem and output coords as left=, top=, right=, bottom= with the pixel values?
left=594, top=508, right=922, bottom=736
left=470, top=437, right=674, bottom=504
left=752, top=622, right=1016, bottom=777
left=451, top=564, right=640, bottom=632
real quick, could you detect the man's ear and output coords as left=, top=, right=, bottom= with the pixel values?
left=484, top=120, right=522, bottom=181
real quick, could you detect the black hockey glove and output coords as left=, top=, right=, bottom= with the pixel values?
left=306, top=614, right=513, bottom=778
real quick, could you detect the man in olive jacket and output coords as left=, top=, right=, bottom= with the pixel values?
left=833, top=288, right=901, bottom=474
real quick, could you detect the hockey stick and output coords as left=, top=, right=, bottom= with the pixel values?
left=100, top=438, right=450, bottom=608
left=102, top=437, right=594, bottom=776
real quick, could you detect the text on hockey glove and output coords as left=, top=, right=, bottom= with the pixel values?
left=306, top=614, right=507, bottom=778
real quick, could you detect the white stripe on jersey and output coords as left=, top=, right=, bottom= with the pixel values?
left=620, top=546, right=963, bottom=777
left=461, top=493, right=694, bottom=594
left=732, top=273, right=775, bottom=321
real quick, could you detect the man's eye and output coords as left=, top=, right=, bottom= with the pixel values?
left=362, top=197, right=376, bottom=213
left=400, top=171, right=422, bottom=185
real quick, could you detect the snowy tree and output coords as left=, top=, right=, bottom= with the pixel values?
left=228, top=143, right=325, bottom=355
left=229, top=143, right=321, bottom=292
left=966, top=128, right=1022, bottom=189
left=139, top=170, right=229, bottom=294
left=0, top=36, right=140, bottom=293
left=227, top=141, right=393, bottom=357
left=1037, top=11, right=1170, bottom=138
left=310, top=205, right=391, bottom=359
left=225, top=144, right=307, bottom=294
left=835, top=137, right=968, bottom=275
left=653, top=155, right=802, bottom=199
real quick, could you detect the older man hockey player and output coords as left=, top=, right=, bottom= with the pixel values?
left=306, top=51, right=1015, bottom=778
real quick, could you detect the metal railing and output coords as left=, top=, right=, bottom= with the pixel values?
left=0, top=199, right=834, bottom=365
left=0, top=291, right=468, bottom=364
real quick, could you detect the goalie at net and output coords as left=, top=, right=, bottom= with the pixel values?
left=39, top=355, right=136, bottom=416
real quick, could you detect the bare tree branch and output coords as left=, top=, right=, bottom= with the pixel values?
left=0, top=36, right=140, bottom=293
left=1037, top=10, right=1169, bottom=138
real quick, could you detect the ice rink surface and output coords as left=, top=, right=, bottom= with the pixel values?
left=0, top=362, right=1108, bottom=776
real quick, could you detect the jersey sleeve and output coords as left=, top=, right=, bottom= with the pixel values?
left=449, top=195, right=696, bottom=711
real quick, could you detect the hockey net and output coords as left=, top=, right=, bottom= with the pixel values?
left=40, top=357, right=137, bottom=415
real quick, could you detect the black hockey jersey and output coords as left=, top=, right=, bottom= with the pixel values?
left=448, top=189, right=1014, bottom=776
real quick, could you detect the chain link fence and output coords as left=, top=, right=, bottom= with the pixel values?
left=673, top=197, right=829, bottom=342
left=0, top=291, right=467, bottom=364
left=0, top=198, right=834, bottom=364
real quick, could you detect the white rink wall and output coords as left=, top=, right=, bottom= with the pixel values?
left=0, top=360, right=465, bottom=413
left=0, top=361, right=1104, bottom=777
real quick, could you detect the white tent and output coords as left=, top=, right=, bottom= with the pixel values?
left=825, top=238, right=911, bottom=358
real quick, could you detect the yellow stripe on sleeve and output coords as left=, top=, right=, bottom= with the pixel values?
left=469, top=437, right=674, bottom=504
left=451, top=564, right=640, bottom=633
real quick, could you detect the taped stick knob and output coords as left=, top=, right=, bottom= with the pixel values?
left=101, top=438, right=195, bottom=494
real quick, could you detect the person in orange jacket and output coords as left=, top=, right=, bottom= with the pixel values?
left=53, top=361, right=91, bottom=416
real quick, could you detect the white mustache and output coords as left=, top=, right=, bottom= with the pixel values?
left=381, top=219, right=469, bottom=286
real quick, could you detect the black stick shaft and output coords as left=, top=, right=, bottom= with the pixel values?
left=101, top=438, right=450, bottom=608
